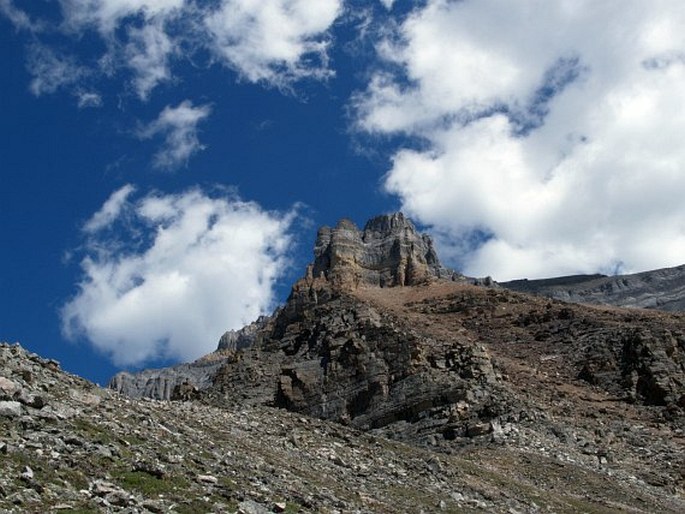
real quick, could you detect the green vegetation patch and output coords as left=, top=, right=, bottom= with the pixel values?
left=112, top=469, right=189, bottom=496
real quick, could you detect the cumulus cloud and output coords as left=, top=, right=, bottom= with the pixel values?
left=356, top=0, right=685, bottom=280
left=204, top=0, right=342, bottom=85
left=62, top=186, right=297, bottom=366
left=139, top=100, right=212, bottom=170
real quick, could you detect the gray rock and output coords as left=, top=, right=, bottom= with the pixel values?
left=20, top=466, right=33, bottom=481
left=501, top=264, right=685, bottom=312
left=108, top=359, right=225, bottom=400
left=238, top=500, right=271, bottom=514
left=0, top=401, right=22, bottom=418
left=218, top=315, right=271, bottom=351
left=0, top=377, right=19, bottom=399
left=310, top=213, right=460, bottom=288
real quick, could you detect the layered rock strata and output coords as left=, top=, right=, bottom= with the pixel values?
left=309, top=213, right=459, bottom=288
left=501, top=264, right=685, bottom=312
left=109, top=316, right=274, bottom=400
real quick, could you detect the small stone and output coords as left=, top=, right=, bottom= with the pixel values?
left=133, top=460, right=165, bottom=478
left=20, top=466, right=34, bottom=481
left=91, top=480, right=120, bottom=497
left=238, top=500, right=271, bottom=514
left=107, top=490, right=133, bottom=507
left=0, top=401, right=22, bottom=418
left=0, top=377, right=19, bottom=399
left=142, top=499, right=165, bottom=513
left=29, top=395, right=46, bottom=409
left=273, top=501, right=287, bottom=512
left=197, top=474, right=218, bottom=484
left=331, top=455, right=347, bottom=467
left=466, top=421, right=492, bottom=437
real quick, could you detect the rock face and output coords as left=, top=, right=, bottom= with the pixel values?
left=108, top=358, right=225, bottom=401
left=109, top=316, right=275, bottom=400
left=217, top=315, right=272, bottom=351
left=107, top=212, right=468, bottom=401
left=501, top=264, right=685, bottom=312
left=310, top=213, right=458, bottom=288
left=270, top=286, right=502, bottom=433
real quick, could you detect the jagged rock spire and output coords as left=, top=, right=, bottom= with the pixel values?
left=306, top=212, right=455, bottom=288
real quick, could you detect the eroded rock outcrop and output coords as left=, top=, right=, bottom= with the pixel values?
left=268, top=286, right=502, bottom=433
left=109, top=316, right=275, bottom=400
left=107, top=359, right=225, bottom=400
left=309, top=213, right=458, bottom=289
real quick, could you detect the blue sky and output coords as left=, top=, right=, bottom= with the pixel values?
left=2, top=1, right=685, bottom=385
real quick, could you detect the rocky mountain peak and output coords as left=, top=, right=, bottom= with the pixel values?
left=308, top=212, right=454, bottom=289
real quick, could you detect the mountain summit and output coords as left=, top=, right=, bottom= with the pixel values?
left=308, top=213, right=457, bottom=288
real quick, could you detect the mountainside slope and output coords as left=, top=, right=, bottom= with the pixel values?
left=93, top=212, right=685, bottom=512
left=3, top=337, right=685, bottom=513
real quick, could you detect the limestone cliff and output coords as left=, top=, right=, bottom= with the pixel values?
left=308, top=213, right=459, bottom=289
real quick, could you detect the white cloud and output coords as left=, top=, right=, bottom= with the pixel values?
left=59, top=0, right=183, bottom=100
left=59, top=0, right=184, bottom=34
left=7, top=0, right=345, bottom=120
left=139, top=101, right=212, bottom=170
left=0, top=0, right=37, bottom=31
left=75, top=91, right=103, bottom=108
left=27, top=44, right=87, bottom=96
left=125, top=19, right=175, bottom=99
left=62, top=187, right=297, bottom=366
left=50, top=0, right=343, bottom=96
left=83, top=184, right=136, bottom=233
left=204, top=0, right=343, bottom=85
left=356, top=0, right=685, bottom=280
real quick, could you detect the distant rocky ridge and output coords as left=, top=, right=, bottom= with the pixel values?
left=109, top=315, right=275, bottom=400
left=501, top=264, right=685, bottom=312
left=107, top=359, right=224, bottom=401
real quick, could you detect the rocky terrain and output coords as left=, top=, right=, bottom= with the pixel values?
left=2, top=331, right=684, bottom=513
left=501, top=264, right=685, bottom=312
left=3, top=213, right=685, bottom=512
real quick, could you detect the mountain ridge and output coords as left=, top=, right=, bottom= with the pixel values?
left=3, top=212, right=685, bottom=512
left=501, top=263, right=685, bottom=311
